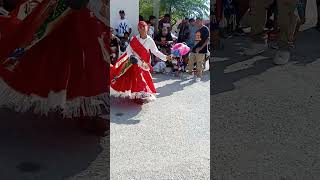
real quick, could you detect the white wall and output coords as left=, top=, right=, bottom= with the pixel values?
left=110, top=0, right=139, bottom=36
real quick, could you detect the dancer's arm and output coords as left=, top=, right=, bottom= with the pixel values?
left=125, top=40, right=134, bottom=57
left=149, top=38, right=171, bottom=61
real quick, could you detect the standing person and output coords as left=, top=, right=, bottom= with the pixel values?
left=158, top=14, right=171, bottom=32
left=0, top=0, right=110, bottom=136
left=185, top=18, right=199, bottom=70
left=186, top=18, right=199, bottom=49
left=244, top=0, right=298, bottom=65
left=147, top=15, right=156, bottom=38
left=186, top=17, right=210, bottom=82
left=233, top=0, right=249, bottom=35
left=290, top=0, right=307, bottom=46
left=114, top=10, right=132, bottom=40
left=111, top=21, right=172, bottom=104
left=317, top=0, right=320, bottom=31
left=177, top=17, right=190, bottom=43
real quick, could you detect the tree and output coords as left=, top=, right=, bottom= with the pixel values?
left=140, top=0, right=209, bottom=26
left=139, top=0, right=153, bottom=20
left=160, top=0, right=209, bottom=26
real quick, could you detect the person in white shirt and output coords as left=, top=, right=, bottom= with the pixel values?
left=111, top=21, right=171, bottom=103
left=126, top=23, right=170, bottom=63
left=114, top=10, right=132, bottom=39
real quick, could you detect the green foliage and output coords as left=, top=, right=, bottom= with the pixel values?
left=139, top=0, right=153, bottom=20
left=139, top=0, right=209, bottom=24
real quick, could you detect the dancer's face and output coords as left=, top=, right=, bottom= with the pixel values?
left=138, top=25, right=148, bottom=36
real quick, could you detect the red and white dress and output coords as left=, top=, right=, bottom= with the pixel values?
left=111, top=34, right=167, bottom=101
left=0, top=0, right=110, bottom=118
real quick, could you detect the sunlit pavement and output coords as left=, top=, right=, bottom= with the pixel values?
left=110, top=64, right=210, bottom=179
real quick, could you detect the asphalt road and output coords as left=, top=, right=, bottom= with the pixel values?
left=110, top=66, right=210, bottom=179
left=0, top=63, right=210, bottom=180
left=211, top=28, right=320, bottom=179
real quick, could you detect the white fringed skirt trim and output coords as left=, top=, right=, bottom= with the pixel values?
left=0, top=78, right=109, bottom=118
left=110, top=87, right=156, bottom=102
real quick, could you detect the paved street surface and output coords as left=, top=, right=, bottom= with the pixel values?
left=0, top=64, right=210, bottom=179
left=212, top=28, right=320, bottom=179
left=110, top=66, right=210, bottom=179
left=0, top=110, right=109, bottom=180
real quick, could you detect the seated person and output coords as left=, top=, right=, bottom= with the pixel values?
left=119, top=31, right=130, bottom=54
left=110, top=28, right=120, bottom=64
left=154, top=27, right=173, bottom=66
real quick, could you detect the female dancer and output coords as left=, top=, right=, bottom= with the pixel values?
left=0, top=0, right=110, bottom=136
left=111, top=21, right=171, bottom=104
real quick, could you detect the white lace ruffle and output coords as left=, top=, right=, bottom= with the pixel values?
left=110, top=88, right=156, bottom=102
left=0, top=78, right=109, bottom=118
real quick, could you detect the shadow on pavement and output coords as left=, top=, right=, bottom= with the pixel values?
left=0, top=108, right=104, bottom=180
left=110, top=97, right=142, bottom=125
left=211, top=52, right=275, bottom=95
left=155, top=70, right=209, bottom=98
left=211, top=29, right=320, bottom=95
left=292, top=28, right=320, bottom=65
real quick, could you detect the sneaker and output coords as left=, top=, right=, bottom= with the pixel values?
left=273, top=50, right=290, bottom=65
left=244, top=42, right=268, bottom=56
left=195, top=77, right=201, bottom=82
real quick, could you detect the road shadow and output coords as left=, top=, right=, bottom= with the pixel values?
left=0, top=108, right=105, bottom=180
left=110, top=97, right=142, bottom=125
left=154, top=70, right=210, bottom=98
left=212, top=39, right=275, bottom=95
left=211, top=29, right=320, bottom=95
left=292, top=28, right=320, bottom=65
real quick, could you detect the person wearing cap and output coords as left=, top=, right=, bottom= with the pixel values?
left=111, top=21, right=172, bottom=104
left=186, top=17, right=210, bottom=82
left=114, top=9, right=132, bottom=39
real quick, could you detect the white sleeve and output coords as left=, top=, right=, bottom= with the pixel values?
left=126, top=38, right=134, bottom=57
left=149, top=38, right=167, bottom=61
